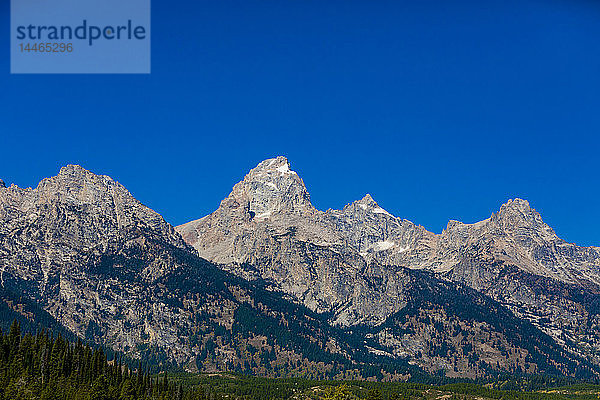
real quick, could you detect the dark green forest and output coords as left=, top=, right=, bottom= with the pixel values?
left=0, top=320, right=203, bottom=400
left=2, top=320, right=600, bottom=400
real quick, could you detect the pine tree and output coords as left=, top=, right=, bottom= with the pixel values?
left=8, top=320, right=21, bottom=352
left=367, top=388, right=384, bottom=400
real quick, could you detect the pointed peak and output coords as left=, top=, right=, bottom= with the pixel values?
left=496, top=198, right=539, bottom=219
left=36, top=164, right=126, bottom=197
left=359, top=193, right=375, bottom=203
left=227, top=156, right=312, bottom=215
left=53, top=164, right=117, bottom=186
left=57, top=164, right=96, bottom=179
left=244, top=156, right=303, bottom=185
left=59, top=164, right=87, bottom=172
left=492, top=198, right=549, bottom=230
left=501, top=198, right=531, bottom=210
left=350, top=194, right=395, bottom=217
left=251, top=156, right=295, bottom=176
left=355, top=193, right=379, bottom=208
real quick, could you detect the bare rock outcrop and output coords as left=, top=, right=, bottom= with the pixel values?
left=177, top=156, right=600, bottom=363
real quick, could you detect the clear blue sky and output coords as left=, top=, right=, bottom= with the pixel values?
left=1, top=1, right=599, bottom=246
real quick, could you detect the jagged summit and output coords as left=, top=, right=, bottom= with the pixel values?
left=58, top=163, right=89, bottom=174
left=0, top=164, right=188, bottom=260
left=496, top=198, right=535, bottom=216
left=359, top=193, right=376, bottom=203
left=49, top=164, right=117, bottom=182
left=354, top=193, right=378, bottom=208
left=225, top=156, right=313, bottom=217
left=503, top=197, right=531, bottom=209
left=4, top=163, right=600, bottom=379
left=443, top=198, right=539, bottom=233
left=250, top=156, right=296, bottom=175
left=492, top=197, right=553, bottom=233
left=177, top=157, right=600, bottom=332
left=23, top=165, right=145, bottom=213
left=176, top=157, right=321, bottom=266
left=0, top=165, right=106, bottom=195
left=346, top=193, right=394, bottom=217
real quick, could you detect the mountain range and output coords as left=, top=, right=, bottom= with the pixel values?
left=1, top=157, right=599, bottom=380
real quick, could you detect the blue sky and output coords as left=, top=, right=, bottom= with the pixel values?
left=1, top=1, right=599, bottom=245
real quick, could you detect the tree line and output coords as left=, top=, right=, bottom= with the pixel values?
left=0, top=320, right=205, bottom=400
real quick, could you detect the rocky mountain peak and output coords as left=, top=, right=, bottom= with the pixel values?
left=227, top=156, right=313, bottom=217
left=43, top=164, right=108, bottom=186
left=357, top=193, right=378, bottom=207
left=344, top=193, right=394, bottom=218
left=5, top=165, right=600, bottom=379
left=58, top=163, right=89, bottom=176
left=500, top=198, right=532, bottom=212
left=175, top=157, right=319, bottom=265
left=250, top=155, right=294, bottom=175
left=56, top=164, right=117, bottom=186
left=0, top=164, right=189, bottom=260
left=492, top=198, right=550, bottom=233
left=29, top=164, right=137, bottom=211
left=445, top=219, right=463, bottom=230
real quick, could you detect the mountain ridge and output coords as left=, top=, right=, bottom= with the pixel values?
left=2, top=161, right=600, bottom=379
left=176, top=156, right=600, bottom=369
left=176, top=156, right=600, bottom=296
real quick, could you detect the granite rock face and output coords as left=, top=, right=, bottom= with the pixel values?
left=0, top=164, right=189, bottom=288
left=178, top=157, right=427, bottom=326
left=0, top=165, right=196, bottom=363
left=432, top=198, right=600, bottom=282
left=2, top=161, right=600, bottom=379
left=0, top=165, right=365, bottom=374
left=178, top=156, right=600, bottom=363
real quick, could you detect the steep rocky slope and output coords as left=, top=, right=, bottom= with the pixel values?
left=0, top=164, right=189, bottom=290
left=177, top=156, right=600, bottom=370
left=1, top=163, right=599, bottom=379
left=177, top=157, right=423, bottom=327
left=0, top=165, right=379, bottom=377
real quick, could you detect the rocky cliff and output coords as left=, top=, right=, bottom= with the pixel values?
left=177, top=156, right=600, bottom=370
left=1, top=162, right=599, bottom=379
left=0, top=165, right=382, bottom=376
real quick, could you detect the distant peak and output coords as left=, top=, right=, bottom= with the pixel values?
left=356, top=193, right=378, bottom=208
left=499, top=198, right=533, bottom=214
left=58, top=164, right=92, bottom=177
left=360, top=193, right=375, bottom=203
left=251, top=156, right=295, bottom=175
left=504, top=198, right=530, bottom=208
left=492, top=198, right=550, bottom=231
left=227, top=156, right=312, bottom=215
left=34, top=164, right=129, bottom=198
left=350, top=194, right=394, bottom=217
left=0, top=179, right=5, bottom=188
